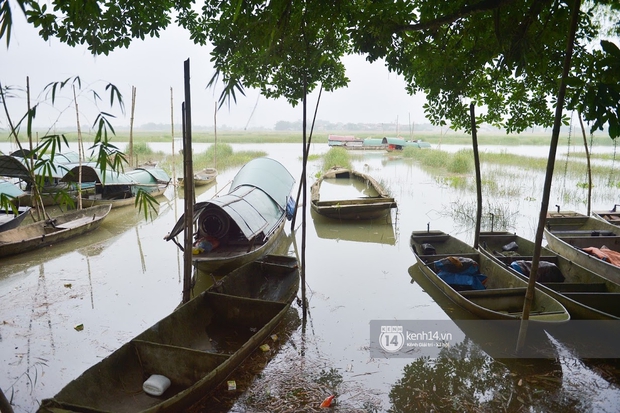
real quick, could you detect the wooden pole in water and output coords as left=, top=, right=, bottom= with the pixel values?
left=181, top=59, right=195, bottom=304
left=470, top=103, right=482, bottom=250
left=214, top=101, right=217, bottom=171
left=516, top=0, right=580, bottom=352
left=301, top=77, right=308, bottom=322
left=73, top=85, right=83, bottom=210
left=129, top=86, right=136, bottom=167
left=171, top=87, right=175, bottom=182
left=291, top=86, right=322, bottom=232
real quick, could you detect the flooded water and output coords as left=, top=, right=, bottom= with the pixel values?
left=3, top=142, right=620, bottom=412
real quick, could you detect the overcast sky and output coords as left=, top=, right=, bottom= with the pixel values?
left=1, top=11, right=430, bottom=131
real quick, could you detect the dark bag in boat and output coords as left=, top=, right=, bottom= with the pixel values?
left=509, top=260, right=565, bottom=283
left=420, top=243, right=436, bottom=255
left=502, top=241, right=519, bottom=252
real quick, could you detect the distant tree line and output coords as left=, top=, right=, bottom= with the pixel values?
left=274, top=119, right=438, bottom=132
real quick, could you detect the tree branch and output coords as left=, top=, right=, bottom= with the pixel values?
left=398, top=0, right=517, bottom=32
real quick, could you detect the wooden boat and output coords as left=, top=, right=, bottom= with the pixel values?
left=0, top=204, right=111, bottom=258
left=410, top=230, right=570, bottom=322
left=310, top=166, right=396, bottom=220
left=0, top=154, right=82, bottom=207
left=62, top=165, right=170, bottom=209
left=408, top=264, right=562, bottom=361
left=37, top=254, right=300, bottom=413
left=478, top=231, right=620, bottom=319
left=0, top=205, right=31, bottom=232
left=165, top=157, right=296, bottom=274
left=177, top=167, right=218, bottom=188
left=592, top=204, right=620, bottom=225
left=544, top=212, right=620, bottom=285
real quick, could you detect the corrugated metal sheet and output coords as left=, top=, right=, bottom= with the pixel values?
left=0, top=155, right=72, bottom=181
left=230, top=157, right=294, bottom=210
left=128, top=167, right=171, bottom=185
left=61, top=165, right=136, bottom=186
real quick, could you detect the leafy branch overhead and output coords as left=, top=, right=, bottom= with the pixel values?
left=2, top=0, right=620, bottom=137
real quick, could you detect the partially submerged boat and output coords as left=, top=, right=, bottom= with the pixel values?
left=479, top=232, right=620, bottom=320
left=310, top=167, right=396, bottom=220
left=410, top=229, right=570, bottom=322
left=165, top=157, right=296, bottom=274
left=37, top=254, right=300, bottom=413
left=177, top=167, right=218, bottom=187
left=544, top=212, right=620, bottom=285
left=0, top=205, right=111, bottom=258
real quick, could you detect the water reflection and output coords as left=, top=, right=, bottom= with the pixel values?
left=311, top=208, right=396, bottom=245
left=408, top=264, right=560, bottom=362
left=3, top=142, right=620, bottom=413
left=407, top=263, right=620, bottom=412
left=317, top=173, right=382, bottom=200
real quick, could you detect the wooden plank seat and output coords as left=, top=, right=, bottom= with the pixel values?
left=418, top=253, right=480, bottom=264
left=560, top=293, right=620, bottom=317
left=492, top=255, right=559, bottom=265
left=460, top=287, right=529, bottom=313
left=550, top=229, right=616, bottom=236
left=542, top=282, right=608, bottom=292
left=560, top=236, right=620, bottom=249
left=460, top=287, right=527, bottom=299
left=53, top=216, right=96, bottom=230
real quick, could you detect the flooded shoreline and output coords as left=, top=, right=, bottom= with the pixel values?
left=2, top=142, right=620, bottom=412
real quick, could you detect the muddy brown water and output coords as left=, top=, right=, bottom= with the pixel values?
left=2, top=142, right=620, bottom=412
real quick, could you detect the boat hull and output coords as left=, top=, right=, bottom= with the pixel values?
left=410, top=230, right=569, bottom=323
left=38, top=255, right=300, bottom=413
left=0, top=205, right=111, bottom=258
left=310, top=167, right=396, bottom=220
left=81, top=187, right=167, bottom=209
left=0, top=206, right=31, bottom=232
left=178, top=168, right=218, bottom=188
left=544, top=215, right=620, bottom=286
left=193, top=218, right=286, bottom=274
left=479, top=232, right=620, bottom=320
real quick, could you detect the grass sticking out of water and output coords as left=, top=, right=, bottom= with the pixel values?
left=403, top=147, right=473, bottom=174
left=322, top=147, right=353, bottom=171
left=447, top=199, right=519, bottom=232
left=157, top=142, right=267, bottom=176
left=448, top=149, right=474, bottom=174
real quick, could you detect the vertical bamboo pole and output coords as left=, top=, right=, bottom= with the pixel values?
left=182, top=59, right=195, bottom=304
left=129, top=86, right=137, bottom=167
left=471, top=103, right=482, bottom=249
left=73, top=85, right=83, bottom=210
left=214, top=101, right=217, bottom=171
left=516, top=0, right=581, bottom=352
left=578, top=114, right=593, bottom=215
left=171, top=88, right=175, bottom=181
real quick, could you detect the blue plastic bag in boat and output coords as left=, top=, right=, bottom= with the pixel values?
left=432, top=257, right=487, bottom=290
